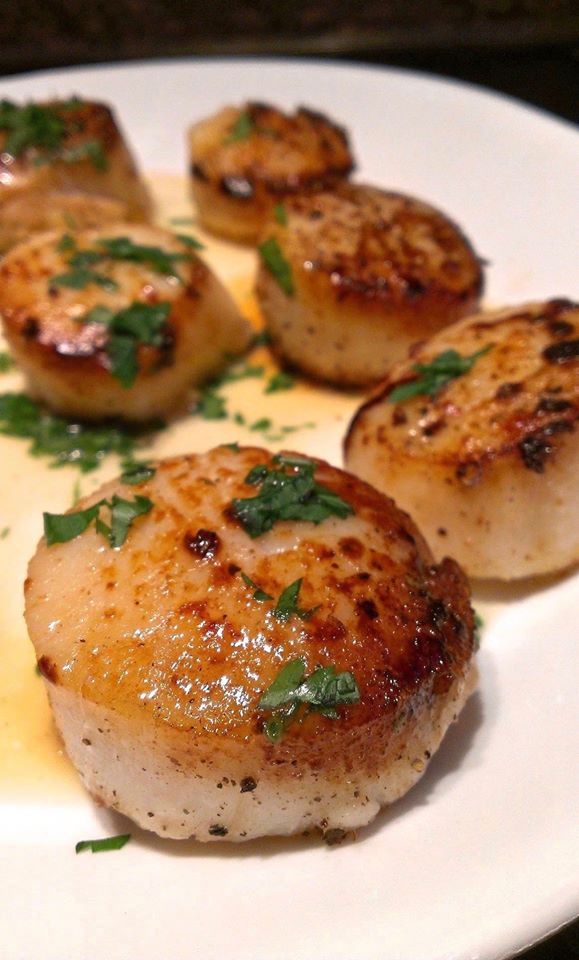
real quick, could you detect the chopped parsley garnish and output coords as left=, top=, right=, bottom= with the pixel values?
left=249, top=330, right=271, bottom=349
left=57, top=233, right=76, bottom=253
left=106, top=336, right=139, bottom=388
left=120, top=461, right=156, bottom=485
left=214, top=363, right=265, bottom=386
left=240, top=573, right=318, bottom=619
left=258, top=237, right=294, bottom=297
left=50, top=139, right=107, bottom=171
left=224, top=111, right=254, bottom=143
left=193, top=363, right=265, bottom=420
left=258, top=658, right=360, bottom=742
left=176, top=233, right=205, bottom=250
left=473, top=611, right=484, bottom=649
left=273, top=202, right=288, bottom=226
left=52, top=267, right=118, bottom=291
left=82, top=302, right=172, bottom=388
left=96, top=236, right=189, bottom=277
left=264, top=371, right=294, bottom=394
left=169, top=216, right=195, bottom=225
left=0, top=99, right=107, bottom=170
left=250, top=417, right=272, bottom=432
left=95, top=494, right=153, bottom=547
left=44, top=503, right=102, bottom=544
left=0, top=352, right=14, bottom=373
left=195, top=388, right=228, bottom=420
left=273, top=577, right=319, bottom=621
left=389, top=347, right=492, bottom=403
left=241, top=572, right=273, bottom=602
left=0, top=526, right=10, bottom=539
left=230, top=455, right=354, bottom=538
left=0, top=100, right=63, bottom=155
left=55, top=233, right=192, bottom=285
left=68, top=248, right=103, bottom=268
left=44, top=493, right=153, bottom=547
left=0, top=392, right=159, bottom=472
left=75, top=834, right=131, bottom=854
left=71, top=477, right=82, bottom=506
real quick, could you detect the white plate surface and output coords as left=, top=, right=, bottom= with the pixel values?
left=0, top=58, right=578, bottom=960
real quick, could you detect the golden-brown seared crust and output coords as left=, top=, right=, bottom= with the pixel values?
left=345, top=299, right=579, bottom=579
left=284, top=184, right=482, bottom=311
left=347, top=299, right=578, bottom=472
left=0, top=99, right=152, bottom=251
left=256, top=184, right=483, bottom=388
left=26, top=447, right=475, bottom=756
left=189, top=102, right=355, bottom=243
left=0, top=224, right=250, bottom=420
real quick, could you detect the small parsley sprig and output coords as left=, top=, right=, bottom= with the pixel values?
left=192, top=362, right=264, bottom=420
left=120, top=461, right=156, bottom=485
left=0, top=352, right=14, bottom=373
left=96, top=236, right=189, bottom=277
left=0, top=393, right=159, bottom=472
left=0, top=99, right=107, bottom=170
left=52, top=233, right=194, bottom=292
left=264, top=371, right=294, bottom=394
left=473, top=611, right=484, bottom=649
left=82, top=302, right=172, bottom=388
left=273, top=202, right=288, bottom=226
left=52, top=266, right=118, bottom=292
left=0, top=100, right=64, bottom=156
left=241, top=572, right=273, bottom=602
left=258, top=658, right=360, bottom=742
left=231, top=454, right=354, bottom=538
left=75, top=834, right=131, bottom=854
left=272, top=578, right=319, bottom=621
left=44, top=493, right=153, bottom=548
left=241, top=573, right=319, bottom=621
left=175, top=232, right=205, bottom=251
left=389, top=346, right=492, bottom=403
left=258, top=237, right=294, bottom=297
left=223, top=111, right=254, bottom=144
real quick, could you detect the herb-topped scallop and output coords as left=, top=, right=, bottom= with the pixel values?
left=25, top=446, right=477, bottom=843
left=0, top=98, right=153, bottom=252
left=256, top=184, right=483, bottom=388
left=188, top=102, right=355, bottom=244
left=345, top=299, right=579, bottom=580
left=0, top=224, right=251, bottom=421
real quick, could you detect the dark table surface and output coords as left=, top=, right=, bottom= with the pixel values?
left=1, top=35, right=577, bottom=960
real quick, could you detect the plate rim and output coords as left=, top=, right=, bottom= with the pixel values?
left=0, top=54, right=577, bottom=960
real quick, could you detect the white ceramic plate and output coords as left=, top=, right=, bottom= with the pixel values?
left=1, top=59, right=578, bottom=960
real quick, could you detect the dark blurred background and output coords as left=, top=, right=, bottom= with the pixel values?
left=1, top=2, right=577, bottom=957
left=1, top=1, right=578, bottom=122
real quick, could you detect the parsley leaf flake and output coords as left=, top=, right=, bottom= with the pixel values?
left=389, top=347, right=492, bottom=403
left=258, top=237, right=294, bottom=297
left=231, top=456, right=353, bottom=538
left=258, top=658, right=360, bottom=742
left=44, top=493, right=153, bottom=548
left=0, top=392, right=159, bottom=472
left=75, top=834, right=131, bottom=854
left=224, top=111, right=254, bottom=143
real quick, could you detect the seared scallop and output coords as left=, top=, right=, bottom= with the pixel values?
left=0, top=223, right=251, bottom=421
left=189, top=102, right=354, bottom=244
left=345, top=299, right=579, bottom=580
left=0, top=98, right=152, bottom=252
left=25, top=446, right=477, bottom=842
left=256, top=184, right=483, bottom=388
